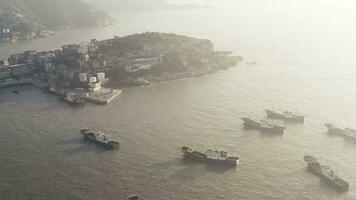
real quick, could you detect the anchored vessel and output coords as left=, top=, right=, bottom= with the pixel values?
left=64, top=93, right=84, bottom=106
left=181, top=146, right=240, bottom=167
left=241, top=117, right=286, bottom=134
left=325, top=123, right=356, bottom=140
left=304, top=155, right=349, bottom=192
left=265, top=109, right=305, bottom=122
left=81, top=129, right=119, bottom=149
left=127, top=195, right=141, bottom=200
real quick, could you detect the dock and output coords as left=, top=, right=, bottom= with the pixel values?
left=83, top=88, right=121, bottom=105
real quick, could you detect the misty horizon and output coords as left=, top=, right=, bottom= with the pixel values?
left=0, top=0, right=355, bottom=200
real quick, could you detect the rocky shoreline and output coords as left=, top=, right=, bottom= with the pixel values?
left=115, top=56, right=242, bottom=87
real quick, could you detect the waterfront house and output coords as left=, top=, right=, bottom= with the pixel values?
left=10, top=64, right=37, bottom=77
left=0, top=63, right=37, bottom=81
left=8, top=53, right=24, bottom=65
left=0, top=28, right=13, bottom=41
left=0, top=59, right=9, bottom=67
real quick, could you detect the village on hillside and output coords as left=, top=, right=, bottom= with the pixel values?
left=0, top=32, right=241, bottom=105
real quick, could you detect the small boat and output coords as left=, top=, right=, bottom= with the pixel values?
left=12, top=90, right=19, bottom=94
left=81, top=129, right=119, bottom=149
left=127, top=195, right=141, bottom=200
left=63, top=93, right=84, bottom=106
left=181, top=146, right=240, bottom=167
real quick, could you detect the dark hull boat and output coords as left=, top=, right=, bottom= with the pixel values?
left=241, top=117, right=286, bottom=134
left=304, top=155, right=349, bottom=192
left=81, top=129, right=119, bottom=149
left=64, top=94, right=84, bottom=106
left=265, top=109, right=305, bottom=123
left=127, top=195, right=141, bottom=200
left=181, top=146, right=240, bottom=167
left=304, top=155, right=323, bottom=176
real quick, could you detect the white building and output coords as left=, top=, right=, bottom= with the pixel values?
left=89, top=76, right=97, bottom=83
left=79, top=73, right=87, bottom=82
left=2, top=28, right=10, bottom=34
left=79, top=41, right=89, bottom=54
left=97, top=72, right=105, bottom=81
left=0, top=59, right=9, bottom=66
left=89, top=82, right=101, bottom=92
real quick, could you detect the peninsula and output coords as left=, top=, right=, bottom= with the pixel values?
left=0, top=32, right=241, bottom=104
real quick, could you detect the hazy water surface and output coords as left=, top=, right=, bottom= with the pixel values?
left=1, top=1, right=356, bottom=199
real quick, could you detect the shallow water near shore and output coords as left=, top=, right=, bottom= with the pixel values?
left=1, top=1, right=356, bottom=199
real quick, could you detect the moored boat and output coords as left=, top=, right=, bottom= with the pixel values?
left=304, top=155, right=322, bottom=176
left=81, top=128, right=119, bottom=149
left=127, top=195, right=141, bottom=200
left=181, top=146, right=240, bottom=167
left=304, top=155, right=349, bottom=192
left=241, top=117, right=286, bottom=134
left=64, top=93, right=84, bottom=106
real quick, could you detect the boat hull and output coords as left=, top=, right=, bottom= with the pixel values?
left=325, top=127, right=344, bottom=135
left=63, top=97, right=84, bottom=106
left=243, top=123, right=285, bottom=134
left=183, top=152, right=239, bottom=167
left=307, top=163, right=322, bottom=176
left=304, top=155, right=349, bottom=192
left=83, top=133, right=119, bottom=149
left=319, top=172, right=349, bottom=192
left=242, top=118, right=285, bottom=134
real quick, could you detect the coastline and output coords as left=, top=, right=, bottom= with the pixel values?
left=0, top=33, right=241, bottom=106
left=111, top=56, right=243, bottom=88
left=0, top=22, right=114, bottom=45
left=0, top=77, right=48, bottom=89
left=0, top=61, right=238, bottom=106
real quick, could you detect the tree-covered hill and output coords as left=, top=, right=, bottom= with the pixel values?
left=0, top=0, right=112, bottom=34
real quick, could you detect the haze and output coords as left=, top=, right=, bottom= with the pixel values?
left=1, top=0, right=356, bottom=199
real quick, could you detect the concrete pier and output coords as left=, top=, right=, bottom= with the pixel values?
left=83, top=88, right=121, bottom=105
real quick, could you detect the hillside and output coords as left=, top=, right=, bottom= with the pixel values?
left=92, top=32, right=239, bottom=85
left=0, top=0, right=112, bottom=40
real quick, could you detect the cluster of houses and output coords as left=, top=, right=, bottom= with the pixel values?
left=0, top=11, right=42, bottom=42
left=0, top=53, right=38, bottom=81
left=0, top=31, right=224, bottom=93
left=0, top=26, right=49, bottom=42
left=0, top=28, right=13, bottom=42
left=0, top=36, right=165, bottom=91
